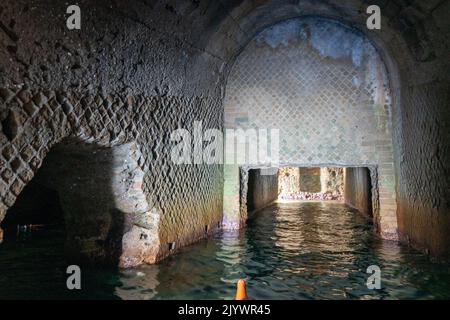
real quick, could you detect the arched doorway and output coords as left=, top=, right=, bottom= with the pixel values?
left=0, top=138, right=160, bottom=268
left=223, top=17, right=398, bottom=239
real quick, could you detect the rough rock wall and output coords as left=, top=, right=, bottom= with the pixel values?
left=320, top=167, right=344, bottom=196
left=215, top=0, right=449, bottom=261
left=6, top=140, right=160, bottom=267
left=344, top=167, right=373, bottom=217
left=224, top=18, right=397, bottom=238
left=278, top=167, right=300, bottom=195
left=396, top=82, right=450, bottom=259
left=0, top=0, right=226, bottom=264
left=278, top=166, right=344, bottom=197
left=382, top=2, right=450, bottom=260
left=299, top=168, right=321, bottom=193
left=1, top=0, right=449, bottom=262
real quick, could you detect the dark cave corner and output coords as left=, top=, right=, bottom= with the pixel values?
left=0, top=138, right=161, bottom=268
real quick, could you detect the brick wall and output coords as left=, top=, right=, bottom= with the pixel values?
left=223, top=18, right=398, bottom=238
left=218, top=0, right=450, bottom=261
left=0, top=0, right=226, bottom=264
left=299, top=168, right=321, bottom=193
left=1, top=0, right=449, bottom=262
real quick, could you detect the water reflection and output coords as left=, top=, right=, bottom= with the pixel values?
left=115, top=266, right=160, bottom=300
left=0, top=201, right=450, bottom=299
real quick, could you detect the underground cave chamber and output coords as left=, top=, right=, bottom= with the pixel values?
left=0, top=0, right=449, bottom=300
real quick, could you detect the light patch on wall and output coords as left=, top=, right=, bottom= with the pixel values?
left=255, top=18, right=365, bottom=67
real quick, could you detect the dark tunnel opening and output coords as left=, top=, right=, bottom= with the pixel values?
left=244, top=166, right=375, bottom=218
left=0, top=139, right=126, bottom=266
left=0, top=168, right=65, bottom=240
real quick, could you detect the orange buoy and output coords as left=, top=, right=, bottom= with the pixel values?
left=235, top=279, right=247, bottom=300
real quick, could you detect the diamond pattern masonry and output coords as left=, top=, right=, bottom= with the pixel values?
left=223, top=18, right=397, bottom=239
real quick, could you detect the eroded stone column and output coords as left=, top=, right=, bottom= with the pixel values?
left=278, top=167, right=300, bottom=196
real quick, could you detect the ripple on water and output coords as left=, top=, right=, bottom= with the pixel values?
left=0, top=201, right=450, bottom=299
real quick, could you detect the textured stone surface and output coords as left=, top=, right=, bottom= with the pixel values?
left=344, top=167, right=373, bottom=217
left=0, top=0, right=449, bottom=262
left=299, top=168, right=321, bottom=193
left=215, top=0, right=450, bottom=260
left=0, top=0, right=227, bottom=96
left=321, top=167, right=344, bottom=197
left=246, top=168, right=278, bottom=213
left=0, top=0, right=225, bottom=265
left=278, top=166, right=344, bottom=200
left=1, top=140, right=161, bottom=267
left=0, top=88, right=224, bottom=265
left=224, top=18, right=398, bottom=239
left=278, top=167, right=300, bottom=195
left=235, top=167, right=278, bottom=225
left=395, top=82, right=450, bottom=259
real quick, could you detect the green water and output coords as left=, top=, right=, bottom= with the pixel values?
left=0, top=201, right=449, bottom=300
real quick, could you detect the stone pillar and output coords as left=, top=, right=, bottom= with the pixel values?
left=246, top=168, right=279, bottom=213
left=223, top=164, right=241, bottom=229
left=299, top=167, right=321, bottom=193
left=278, top=167, right=300, bottom=196
left=320, top=167, right=344, bottom=197
left=344, top=167, right=372, bottom=216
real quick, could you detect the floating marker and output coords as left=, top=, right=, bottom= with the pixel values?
left=235, top=279, right=247, bottom=300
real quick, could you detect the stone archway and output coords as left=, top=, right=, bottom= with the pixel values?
left=223, top=17, right=398, bottom=239
left=0, top=87, right=224, bottom=264
left=0, top=137, right=160, bottom=267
